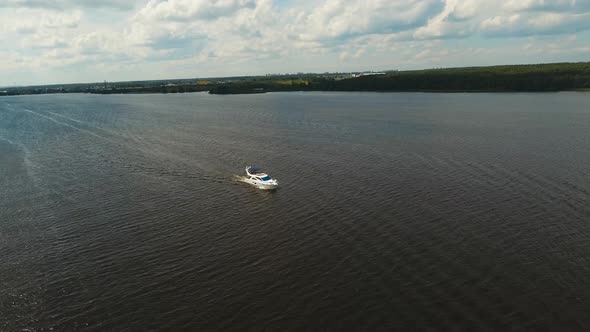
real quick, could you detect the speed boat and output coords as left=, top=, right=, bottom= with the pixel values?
left=242, top=166, right=279, bottom=190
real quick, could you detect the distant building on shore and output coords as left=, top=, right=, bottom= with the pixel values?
left=351, top=72, right=387, bottom=78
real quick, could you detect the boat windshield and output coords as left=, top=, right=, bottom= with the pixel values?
left=260, top=175, right=271, bottom=181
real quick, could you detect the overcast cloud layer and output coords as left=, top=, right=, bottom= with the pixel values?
left=1, top=0, right=589, bottom=85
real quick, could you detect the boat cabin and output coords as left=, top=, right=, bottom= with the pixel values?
left=247, top=167, right=272, bottom=181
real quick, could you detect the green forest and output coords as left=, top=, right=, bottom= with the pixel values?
left=209, top=62, right=590, bottom=94
left=2, top=62, right=590, bottom=96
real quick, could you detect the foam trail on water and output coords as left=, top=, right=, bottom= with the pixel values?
left=18, top=108, right=119, bottom=145
left=45, top=110, right=84, bottom=124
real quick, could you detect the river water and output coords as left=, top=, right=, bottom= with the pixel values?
left=1, top=92, right=590, bottom=330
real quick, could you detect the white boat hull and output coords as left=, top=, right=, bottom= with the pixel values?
left=240, top=177, right=278, bottom=190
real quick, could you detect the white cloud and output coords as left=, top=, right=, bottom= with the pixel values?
left=480, top=12, right=590, bottom=37
left=503, top=0, right=590, bottom=12
left=1, top=0, right=590, bottom=85
left=136, top=0, right=256, bottom=21
left=1, top=9, right=81, bottom=34
left=297, top=0, right=445, bottom=41
left=0, top=0, right=138, bottom=10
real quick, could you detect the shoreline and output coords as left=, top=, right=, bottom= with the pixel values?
left=2, top=62, right=589, bottom=97
left=1, top=89, right=589, bottom=98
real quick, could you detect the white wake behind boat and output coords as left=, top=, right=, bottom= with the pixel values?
left=241, top=166, right=279, bottom=190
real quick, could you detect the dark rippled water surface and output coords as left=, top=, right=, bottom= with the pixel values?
left=2, top=92, right=590, bottom=331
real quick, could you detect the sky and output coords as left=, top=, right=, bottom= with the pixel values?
left=1, top=0, right=589, bottom=86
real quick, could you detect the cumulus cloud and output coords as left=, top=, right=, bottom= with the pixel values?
left=1, top=0, right=590, bottom=85
left=0, top=0, right=137, bottom=10
left=297, top=0, right=445, bottom=41
left=136, top=0, right=256, bottom=21
left=1, top=10, right=81, bottom=34
left=480, top=12, right=590, bottom=37
left=503, top=0, right=590, bottom=12
left=413, top=0, right=479, bottom=39
left=447, top=0, right=479, bottom=21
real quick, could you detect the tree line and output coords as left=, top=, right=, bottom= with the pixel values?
left=209, top=62, right=590, bottom=94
